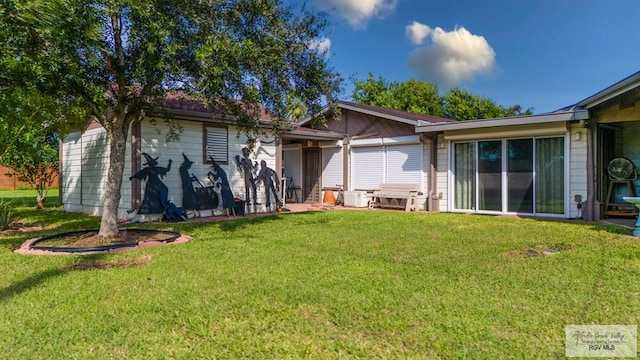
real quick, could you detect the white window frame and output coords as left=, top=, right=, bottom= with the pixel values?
left=204, top=125, right=228, bottom=164
left=449, top=135, right=568, bottom=217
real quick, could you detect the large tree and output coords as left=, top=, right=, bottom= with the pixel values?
left=352, top=73, right=443, bottom=116
left=1, top=0, right=341, bottom=237
left=351, top=73, right=532, bottom=120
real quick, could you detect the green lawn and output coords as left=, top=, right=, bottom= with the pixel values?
left=1, top=190, right=639, bottom=359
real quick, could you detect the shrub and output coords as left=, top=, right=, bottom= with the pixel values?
left=0, top=200, right=15, bottom=230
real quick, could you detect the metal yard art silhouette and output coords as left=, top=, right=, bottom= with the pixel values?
left=235, top=146, right=282, bottom=213
left=179, top=154, right=218, bottom=212
left=130, top=153, right=172, bottom=214
left=208, top=157, right=235, bottom=214
left=130, top=147, right=279, bottom=219
left=256, top=160, right=282, bottom=211
left=236, top=147, right=259, bottom=210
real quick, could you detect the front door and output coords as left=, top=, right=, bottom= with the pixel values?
left=303, top=147, right=321, bottom=203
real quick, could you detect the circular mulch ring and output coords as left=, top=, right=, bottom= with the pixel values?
left=14, top=228, right=192, bottom=256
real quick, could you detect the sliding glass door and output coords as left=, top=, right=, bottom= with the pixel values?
left=452, top=136, right=565, bottom=215
left=535, top=137, right=564, bottom=214
left=454, top=143, right=475, bottom=210
left=478, top=141, right=502, bottom=211
left=507, top=139, right=533, bottom=213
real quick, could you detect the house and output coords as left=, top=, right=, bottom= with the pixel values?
left=416, top=70, right=640, bottom=221
left=61, top=94, right=281, bottom=219
left=61, top=70, right=640, bottom=222
left=281, top=101, right=453, bottom=208
left=61, top=97, right=454, bottom=218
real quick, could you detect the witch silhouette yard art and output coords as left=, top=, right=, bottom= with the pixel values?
left=130, top=153, right=173, bottom=215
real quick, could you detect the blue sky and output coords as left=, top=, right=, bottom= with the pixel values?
left=295, top=0, right=640, bottom=113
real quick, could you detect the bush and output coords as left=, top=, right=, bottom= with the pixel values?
left=0, top=200, right=15, bottom=230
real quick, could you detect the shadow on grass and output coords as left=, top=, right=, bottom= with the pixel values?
left=0, top=253, right=109, bottom=303
left=214, top=210, right=337, bottom=232
left=0, top=268, right=67, bottom=303
left=216, top=213, right=288, bottom=232
left=440, top=212, right=634, bottom=237
left=524, top=216, right=633, bottom=236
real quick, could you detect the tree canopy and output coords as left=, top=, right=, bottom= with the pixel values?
left=0, top=86, right=87, bottom=208
left=352, top=72, right=533, bottom=120
left=1, top=0, right=342, bottom=237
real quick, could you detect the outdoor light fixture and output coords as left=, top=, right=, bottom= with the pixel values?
left=575, top=132, right=582, bottom=141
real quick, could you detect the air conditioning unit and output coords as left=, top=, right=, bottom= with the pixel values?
left=344, top=191, right=369, bottom=208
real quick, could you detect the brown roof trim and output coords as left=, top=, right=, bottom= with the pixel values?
left=298, top=100, right=454, bottom=127
left=281, top=126, right=344, bottom=140
left=337, top=101, right=454, bottom=124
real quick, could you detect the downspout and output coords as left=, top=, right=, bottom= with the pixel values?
left=275, top=138, right=283, bottom=200
left=80, top=132, right=83, bottom=207
left=342, top=135, right=350, bottom=191
left=429, top=133, right=439, bottom=212
left=584, top=120, right=596, bottom=221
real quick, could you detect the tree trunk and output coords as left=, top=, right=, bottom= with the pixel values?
left=98, top=126, right=128, bottom=238
left=35, top=192, right=45, bottom=210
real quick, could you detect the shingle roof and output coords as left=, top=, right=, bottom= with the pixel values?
left=162, top=92, right=274, bottom=121
left=337, top=101, right=454, bottom=124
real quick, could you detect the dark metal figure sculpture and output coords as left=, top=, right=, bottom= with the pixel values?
left=130, top=153, right=172, bottom=214
left=207, top=157, right=235, bottom=214
left=178, top=153, right=218, bottom=212
left=256, top=160, right=282, bottom=210
left=235, top=147, right=259, bottom=207
left=179, top=153, right=200, bottom=211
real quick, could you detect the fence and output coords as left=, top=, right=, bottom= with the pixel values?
left=0, top=166, right=59, bottom=189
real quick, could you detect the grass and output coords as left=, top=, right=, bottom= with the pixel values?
left=1, top=189, right=639, bottom=358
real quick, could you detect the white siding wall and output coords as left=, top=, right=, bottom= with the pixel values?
left=61, top=132, right=83, bottom=210
left=62, top=119, right=277, bottom=218
left=62, top=125, right=133, bottom=217
left=140, top=119, right=277, bottom=215
left=80, top=127, right=110, bottom=213
left=569, top=124, right=588, bottom=219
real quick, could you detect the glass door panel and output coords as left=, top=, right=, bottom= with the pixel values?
left=454, top=143, right=476, bottom=210
left=478, top=141, right=502, bottom=211
left=507, top=139, right=534, bottom=213
left=535, top=137, right=564, bottom=214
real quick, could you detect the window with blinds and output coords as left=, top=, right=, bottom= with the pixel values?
left=203, top=125, right=228, bottom=164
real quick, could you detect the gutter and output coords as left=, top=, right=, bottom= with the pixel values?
left=416, top=109, right=589, bottom=133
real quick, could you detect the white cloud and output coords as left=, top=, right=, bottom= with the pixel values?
left=316, top=0, right=398, bottom=28
left=406, top=23, right=497, bottom=86
left=309, top=37, right=332, bottom=56
left=405, top=21, right=431, bottom=45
